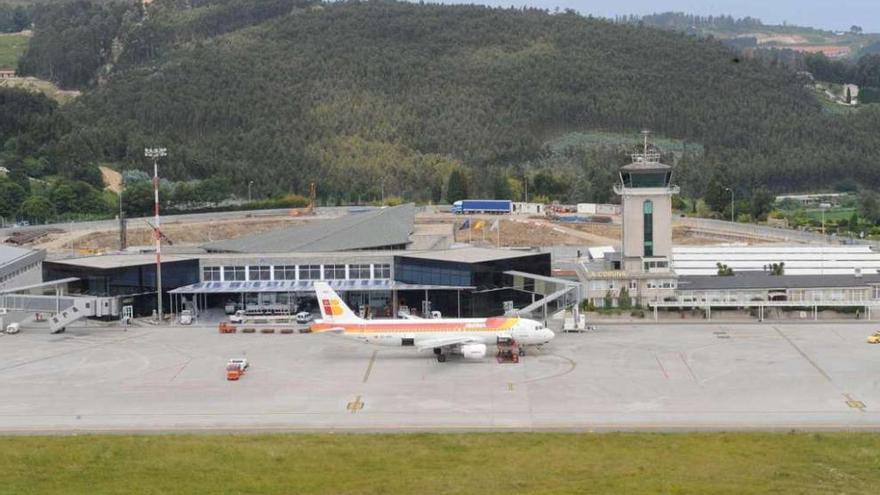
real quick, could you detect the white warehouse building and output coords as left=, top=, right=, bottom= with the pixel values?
left=671, top=245, right=880, bottom=276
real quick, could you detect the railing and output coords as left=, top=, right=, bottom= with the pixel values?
left=677, top=216, right=880, bottom=247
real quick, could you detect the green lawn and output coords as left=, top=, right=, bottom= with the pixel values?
left=2, top=433, right=879, bottom=494
left=0, top=32, right=27, bottom=70
left=803, top=207, right=857, bottom=222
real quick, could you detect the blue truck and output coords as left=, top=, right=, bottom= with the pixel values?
left=451, top=200, right=512, bottom=214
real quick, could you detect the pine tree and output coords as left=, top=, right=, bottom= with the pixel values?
left=446, top=169, right=468, bottom=203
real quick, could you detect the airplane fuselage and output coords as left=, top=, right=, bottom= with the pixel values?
left=310, top=316, right=553, bottom=348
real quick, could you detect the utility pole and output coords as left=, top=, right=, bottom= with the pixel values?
left=248, top=180, right=254, bottom=202
left=145, top=147, right=167, bottom=320
left=725, top=187, right=735, bottom=222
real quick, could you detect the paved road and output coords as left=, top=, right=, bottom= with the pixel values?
left=1, top=322, right=878, bottom=433
left=0, top=207, right=360, bottom=236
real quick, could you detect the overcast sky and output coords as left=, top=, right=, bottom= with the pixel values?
left=430, top=1, right=880, bottom=33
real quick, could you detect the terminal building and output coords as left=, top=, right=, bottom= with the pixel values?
left=30, top=204, right=569, bottom=327
left=0, top=245, right=44, bottom=292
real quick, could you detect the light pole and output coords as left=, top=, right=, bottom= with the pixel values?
left=248, top=180, right=254, bottom=202
left=145, top=147, right=167, bottom=320
left=724, top=187, right=735, bottom=222
left=819, top=202, right=831, bottom=236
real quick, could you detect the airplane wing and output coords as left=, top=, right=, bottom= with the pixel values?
left=416, top=336, right=480, bottom=352
left=312, top=326, right=345, bottom=335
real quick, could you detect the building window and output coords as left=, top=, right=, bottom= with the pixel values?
left=223, top=266, right=245, bottom=281
left=249, top=265, right=271, bottom=281
left=643, top=200, right=654, bottom=257
left=374, top=264, right=391, bottom=279
left=324, top=264, right=346, bottom=279
left=275, top=265, right=296, bottom=280
left=203, top=266, right=221, bottom=281
left=349, top=264, right=371, bottom=279
left=300, top=265, right=321, bottom=280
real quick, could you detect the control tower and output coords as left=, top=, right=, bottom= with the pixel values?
left=614, top=131, right=680, bottom=274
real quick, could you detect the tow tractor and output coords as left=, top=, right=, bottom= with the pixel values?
left=496, top=336, right=520, bottom=363
left=868, top=331, right=880, bottom=344
left=226, top=358, right=250, bottom=381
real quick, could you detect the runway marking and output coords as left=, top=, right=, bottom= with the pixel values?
left=508, top=382, right=514, bottom=392
left=844, top=394, right=866, bottom=412
left=655, top=354, right=670, bottom=379
left=0, top=332, right=149, bottom=372
left=522, top=354, right=576, bottom=384
left=679, top=352, right=698, bottom=382
left=169, top=359, right=192, bottom=382
left=346, top=396, right=364, bottom=413
left=362, top=350, right=378, bottom=383
left=773, top=326, right=833, bottom=383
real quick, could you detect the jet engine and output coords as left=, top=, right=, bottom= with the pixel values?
left=460, top=343, right=487, bottom=360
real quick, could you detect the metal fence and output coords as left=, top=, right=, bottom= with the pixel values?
left=677, top=217, right=880, bottom=248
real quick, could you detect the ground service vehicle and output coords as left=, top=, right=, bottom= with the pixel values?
left=179, top=310, right=193, bottom=325
left=296, top=311, right=313, bottom=324
left=868, top=331, right=880, bottom=344
left=452, top=199, right=512, bottom=214
left=230, top=310, right=296, bottom=325
left=226, top=358, right=249, bottom=380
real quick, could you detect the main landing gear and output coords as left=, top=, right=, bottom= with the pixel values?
left=434, top=348, right=446, bottom=362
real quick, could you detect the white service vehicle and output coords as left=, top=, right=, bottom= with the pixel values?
left=179, top=310, right=193, bottom=325
left=5, top=322, right=20, bottom=334
left=295, top=311, right=313, bottom=324
left=227, top=357, right=249, bottom=370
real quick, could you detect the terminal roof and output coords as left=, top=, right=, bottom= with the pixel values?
left=46, top=254, right=196, bottom=269
left=397, top=247, right=542, bottom=264
left=0, top=245, right=40, bottom=265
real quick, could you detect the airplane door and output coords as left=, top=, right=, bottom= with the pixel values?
left=401, top=333, right=415, bottom=346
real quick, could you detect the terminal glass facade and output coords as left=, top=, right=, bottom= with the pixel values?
left=394, top=252, right=551, bottom=316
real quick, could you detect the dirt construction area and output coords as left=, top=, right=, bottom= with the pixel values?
left=1, top=322, right=879, bottom=433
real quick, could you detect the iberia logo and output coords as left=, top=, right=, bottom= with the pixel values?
left=321, top=298, right=344, bottom=316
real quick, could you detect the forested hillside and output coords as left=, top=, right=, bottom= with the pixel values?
left=5, top=0, right=880, bottom=219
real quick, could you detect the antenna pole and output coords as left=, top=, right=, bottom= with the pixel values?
left=145, top=147, right=167, bottom=321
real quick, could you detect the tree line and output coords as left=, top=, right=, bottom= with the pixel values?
left=4, top=0, right=880, bottom=223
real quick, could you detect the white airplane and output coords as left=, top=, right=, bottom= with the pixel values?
left=310, top=282, right=555, bottom=362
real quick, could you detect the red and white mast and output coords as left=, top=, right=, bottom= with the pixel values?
left=145, top=147, right=167, bottom=320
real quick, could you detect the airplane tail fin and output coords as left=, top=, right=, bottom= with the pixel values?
left=314, top=282, right=362, bottom=322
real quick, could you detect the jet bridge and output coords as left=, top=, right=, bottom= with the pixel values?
left=0, top=278, right=111, bottom=333
left=503, top=270, right=581, bottom=321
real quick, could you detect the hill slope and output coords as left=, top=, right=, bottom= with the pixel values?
left=10, top=0, right=880, bottom=207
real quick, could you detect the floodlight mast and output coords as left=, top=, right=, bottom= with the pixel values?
left=145, top=147, right=167, bottom=320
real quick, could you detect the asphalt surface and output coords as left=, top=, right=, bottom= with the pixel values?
left=1, top=322, right=879, bottom=433
left=0, top=206, right=364, bottom=237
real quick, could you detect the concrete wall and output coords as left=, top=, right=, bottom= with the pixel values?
left=621, top=192, right=672, bottom=262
